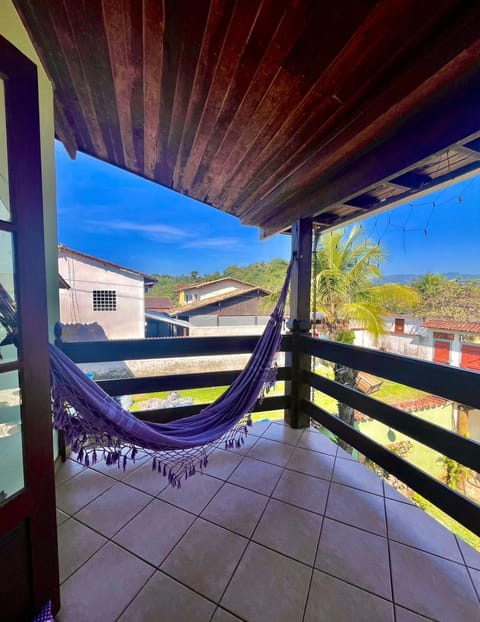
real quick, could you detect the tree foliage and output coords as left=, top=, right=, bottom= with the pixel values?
left=146, top=258, right=289, bottom=305
left=412, top=274, right=480, bottom=321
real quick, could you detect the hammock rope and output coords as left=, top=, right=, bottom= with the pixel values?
left=1, top=261, right=292, bottom=487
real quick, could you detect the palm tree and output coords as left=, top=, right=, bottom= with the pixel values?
left=314, top=227, right=420, bottom=451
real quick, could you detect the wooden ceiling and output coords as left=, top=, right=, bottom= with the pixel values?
left=13, top=0, right=480, bottom=236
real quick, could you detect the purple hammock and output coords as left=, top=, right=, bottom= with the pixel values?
left=47, top=261, right=292, bottom=486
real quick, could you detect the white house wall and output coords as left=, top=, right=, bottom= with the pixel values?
left=354, top=317, right=429, bottom=359
left=58, top=253, right=145, bottom=340
left=185, top=280, right=250, bottom=303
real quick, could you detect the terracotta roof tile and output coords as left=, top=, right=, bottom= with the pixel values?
left=423, top=319, right=480, bottom=332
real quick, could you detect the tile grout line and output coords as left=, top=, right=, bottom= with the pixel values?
left=454, top=535, right=480, bottom=605
left=382, top=479, right=397, bottom=622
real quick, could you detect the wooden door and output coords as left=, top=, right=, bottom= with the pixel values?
left=461, top=344, right=480, bottom=371
left=0, top=36, right=59, bottom=620
left=433, top=340, right=450, bottom=364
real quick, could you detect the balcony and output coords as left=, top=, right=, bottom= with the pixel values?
left=53, top=332, right=480, bottom=621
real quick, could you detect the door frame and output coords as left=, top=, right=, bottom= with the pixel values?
left=0, top=34, right=59, bottom=615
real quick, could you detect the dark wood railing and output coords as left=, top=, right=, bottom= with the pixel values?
left=299, top=335, right=480, bottom=536
left=57, top=333, right=292, bottom=424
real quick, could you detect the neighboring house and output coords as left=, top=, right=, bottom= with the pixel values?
left=423, top=319, right=480, bottom=371
left=177, top=277, right=258, bottom=306
left=170, top=284, right=272, bottom=336
left=145, top=296, right=173, bottom=313
left=354, top=314, right=429, bottom=360
left=58, top=245, right=157, bottom=341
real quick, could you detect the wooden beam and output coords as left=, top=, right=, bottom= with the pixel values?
left=284, top=219, right=311, bottom=429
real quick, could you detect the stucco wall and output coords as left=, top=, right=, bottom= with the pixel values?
left=183, top=280, right=250, bottom=303
left=1, top=1, right=59, bottom=341
left=58, top=252, right=146, bottom=340
left=354, top=316, right=429, bottom=360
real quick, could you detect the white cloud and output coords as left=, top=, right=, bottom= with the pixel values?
left=182, top=237, right=244, bottom=250
left=83, top=220, right=190, bottom=241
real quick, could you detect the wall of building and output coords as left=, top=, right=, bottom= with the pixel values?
left=183, top=280, right=250, bottom=304
left=58, top=252, right=145, bottom=340
left=1, top=1, right=59, bottom=341
left=354, top=316, right=429, bottom=360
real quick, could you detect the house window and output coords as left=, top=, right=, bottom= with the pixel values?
left=394, top=318, right=405, bottom=334
left=93, top=290, right=117, bottom=311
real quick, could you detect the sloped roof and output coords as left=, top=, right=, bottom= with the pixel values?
left=423, top=319, right=480, bottom=333
left=14, top=1, right=480, bottom=237
left=176, top=277, right=259, bottom=293
left=58, top=244, right=157, bottom=285
left=170, top=286, right=270, bottom=316
left=145, top=297, right=173, bottom=310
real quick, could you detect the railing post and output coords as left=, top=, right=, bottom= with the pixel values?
left=285, top=218, right=312, bottom=429
left=53, top=322, right=67, bottom=461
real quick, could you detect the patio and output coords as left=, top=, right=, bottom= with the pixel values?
left=55, top=419, right=480, bottom=622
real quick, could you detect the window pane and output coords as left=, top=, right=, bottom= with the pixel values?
left=0, top=79, right=10, bottom=222
left=0, top=230, right=17, bottom=363
left=0, top=370, right=23, bottom=501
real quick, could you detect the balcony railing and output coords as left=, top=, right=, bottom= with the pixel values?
left=56, top=329, right=480, bottom=538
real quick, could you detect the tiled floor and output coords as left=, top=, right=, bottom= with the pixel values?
left=55, top=420, right=480, bottom=622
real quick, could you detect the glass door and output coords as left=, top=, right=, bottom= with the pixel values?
left=0, top=36, right=59, bottom=620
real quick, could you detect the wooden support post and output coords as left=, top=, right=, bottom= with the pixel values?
left=285, top=219, right=312, bottom=429
left=54, top=322, right=67, bottom=462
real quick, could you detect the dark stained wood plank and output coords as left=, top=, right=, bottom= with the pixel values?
left=142, top=0, right=165, bottom=178
left=234, top=0, right=461, bottom=222
left=190, top=0, right=295, bottom=197
left=179, top=0, right=263, bottom=192
left=102, top=0, right=144, bottom=171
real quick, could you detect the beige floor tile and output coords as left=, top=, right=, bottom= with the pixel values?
left=248, top=420, right=273, bottom=436
left=55, top=459, right=85, bottom=486
left=332, top=456, right=383, bottom=495
left=57, top=518, right=106, bottom=583
left=114, top=498, right=195, bottom=566
left=395, top=606, right=432, bottom=621
left=227, top=431, right=259, bottom=454
left=161, top=518, right=247, bottom=601
left=326, top=483, right=386, bottom=536
left=287, top=447, right=335, bottom=479
left=383, top=480, right=414, bottom=505
left=272, top=469, right=330, bottom=514
left=56, top=468, right=115, bottom=515
left=297, top=429, right=337, bottom=455
left=469, top=567, right=480, bottom=597
left=247, top=437, right=295, bottom=467
left=122, top=460, right=170, bottom=496
left=201, top=482, right=268, bottom=537
left=159, top=473, right=223, bottom=513
left=253, top=498, right=322, bottom=565
left=262, top=423, right=303, bottom=445
left=203, top=449, right=244, bottom=479
left=336, top=445, right=357, bottom=461
left=211, top=608, right=243, bottom=622
left=118, top=571, right=215, bottom=622
left=57, top=542, right=153, bottom=622
left=56, top=509, right=69, bottom=526
left=390, top=541, right=480, bottom=622
left=228, top=456, right=283, bottom=495
left=315, top=518, right=391, bottom=599
left=304, top=570, right=394, bottom=622
left=90, top=453, right=148, bottom=480
left=458, top=537, right=480, bottom=571
left=386, top=498, right=463, bottom=562
left=221, top=542, right=310, bottom=622
left=74, top=482, right=151, bottom=538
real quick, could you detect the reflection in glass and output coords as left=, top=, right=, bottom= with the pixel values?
left=0, top=230, right=17, bottom=363
left=0, top=370, right=23, bottom=501
left=0, top=79, right=10, bottom=222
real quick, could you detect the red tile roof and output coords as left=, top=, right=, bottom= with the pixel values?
left=355, top=395, right=451, bottom=421
left=423, top=319, right=480, bottom=333
left=145, top=297, right=173, bottom=310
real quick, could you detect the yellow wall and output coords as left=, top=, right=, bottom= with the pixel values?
left=1, top=0, right=59, bottom=339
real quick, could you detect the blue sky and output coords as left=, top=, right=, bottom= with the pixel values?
left=56, top=142, right=480, bottom=277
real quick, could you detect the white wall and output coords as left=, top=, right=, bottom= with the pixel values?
left=58, top=252, right=145, bottom=340
left=185, top=280, right=250, bottom=303
left=354, top=316, right=429, bottom=359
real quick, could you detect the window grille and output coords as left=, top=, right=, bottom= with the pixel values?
left=93, top=290, right=117, bottom=311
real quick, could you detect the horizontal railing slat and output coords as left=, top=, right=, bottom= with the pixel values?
left=135, top=395, right=289, bottom=423
left=98, top=367, right=290, bottom=396
left=303, top=369, right=480, bottom=473
left=300, top=335, right=480, bottom=409
left=303, top=399, right=480, bottom=537
left=60, top=334, right=292, bottom=363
